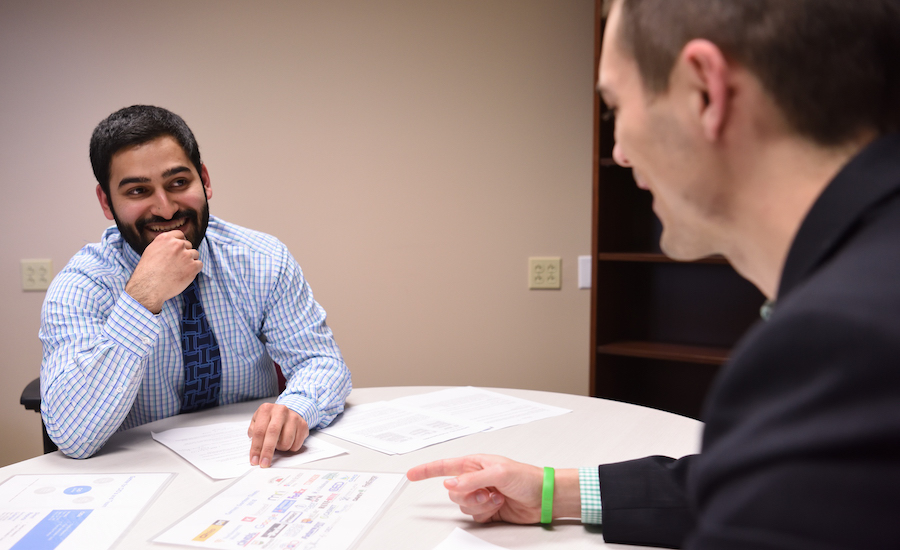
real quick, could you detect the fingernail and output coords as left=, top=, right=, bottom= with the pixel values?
left=491, top=493, right=503, bottom=505
left=250, top=455, right=259, bottom=466
left=444, top=477, right=459, bottom=488
left=261, top=457, right=271, bottom=468
left=475, top=492, right=486, bottom=504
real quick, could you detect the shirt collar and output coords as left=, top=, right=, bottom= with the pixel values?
left=778, top=133, right=900, bottom=300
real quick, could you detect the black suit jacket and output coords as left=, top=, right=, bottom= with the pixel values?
left=598, top=134, right=900, bottom=549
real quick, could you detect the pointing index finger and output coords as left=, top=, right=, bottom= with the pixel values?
left=407, top=457, right=471, bottom=481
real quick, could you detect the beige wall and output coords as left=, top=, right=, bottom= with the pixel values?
left=0, top=0, right=595, bottom=466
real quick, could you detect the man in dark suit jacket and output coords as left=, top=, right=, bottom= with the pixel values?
left=408, top=0, right=900, bottom=548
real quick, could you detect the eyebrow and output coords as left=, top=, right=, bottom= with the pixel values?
left=116, top=166, right=192, bottom=189
left=117, top=176, right=150, bottom=188
left=162, top=165, right=191, bottom=179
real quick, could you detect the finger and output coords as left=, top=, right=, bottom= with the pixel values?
left=248, top=409, right=259, bottom=438
left=263, top=408, right=307, bottom=453
left=158, top=229, right=186, bottom=244
left=459, top=493, right=506, bottom=523
left=286, top=416, right=309, bottom=452
left=447, top=487, right=491, bottom=507
left=248, top=405, right=274, bottom=466
left=407, top=457, right=473, bottom=481
left=257, top=417, right=285, bottom=468
left=275, top=413, right=298, bottom=452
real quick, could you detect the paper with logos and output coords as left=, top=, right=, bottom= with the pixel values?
left=153, top=468, right=406, bottom=549
left=0, top=472, right=172, bottom=550
left=318, top=387, right=571, bottom=454
left=152, top=421, right=349, bottom=479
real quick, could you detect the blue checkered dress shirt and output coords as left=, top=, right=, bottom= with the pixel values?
left=40, top=216, right=351, bottom=458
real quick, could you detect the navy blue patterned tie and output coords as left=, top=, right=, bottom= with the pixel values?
left=181, top=279, right=221, bottom=413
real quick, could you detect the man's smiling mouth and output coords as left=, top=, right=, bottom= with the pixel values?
left=145, top=218, right=188, bottom=233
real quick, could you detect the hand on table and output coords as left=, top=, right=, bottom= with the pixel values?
left=248, top=403, right=309, bottom=468
left=407, top=454, right=548, bottom=524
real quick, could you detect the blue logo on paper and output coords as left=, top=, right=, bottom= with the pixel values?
left=273, top=500, right=295, bottom=513
left=11, top=509, right=92, bottom=549
left=63, top=486, right=91, bottom=495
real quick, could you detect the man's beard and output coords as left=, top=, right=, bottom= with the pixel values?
left=111, top=200, right=210, bottom=256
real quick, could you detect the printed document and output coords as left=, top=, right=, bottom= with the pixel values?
left=392, top=387, right=572, bottom=431
left=0, top=472, right=172, bottom=550
left=318, top=402, right=490, bottom=454
left=152, top=421, right=348, bottom=479
left=319, top=387, right=571, bottom=454
left=154, top=468, right=406, bottom=549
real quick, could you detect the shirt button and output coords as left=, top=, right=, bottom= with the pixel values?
left=116, top=386, right=124, bottom=394
left=141, top=336, right=151, bottom=345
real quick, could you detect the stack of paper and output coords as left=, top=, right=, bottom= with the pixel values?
left=319, top=387, right=571, bottom=454
left=152, top=422, right=348, bottom=479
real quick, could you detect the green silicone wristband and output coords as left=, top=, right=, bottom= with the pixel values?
left=540, top=466, right=555, bottom=524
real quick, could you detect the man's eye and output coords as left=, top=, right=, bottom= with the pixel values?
left=171, top=179, right=188, bottom=188
left=125, top=187, right=145, bottom=196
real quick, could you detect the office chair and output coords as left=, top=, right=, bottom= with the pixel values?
left=20, top=377, right=57, bottom=454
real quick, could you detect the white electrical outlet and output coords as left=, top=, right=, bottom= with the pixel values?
left=528, top=257, right=561, bottom=289
left=21, top=259, right=53, bottom=291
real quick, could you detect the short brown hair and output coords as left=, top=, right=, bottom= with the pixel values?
left=616, top=0, right=900, bottom=146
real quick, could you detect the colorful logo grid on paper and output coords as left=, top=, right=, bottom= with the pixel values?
left=180, top=279, right=221, bottom=413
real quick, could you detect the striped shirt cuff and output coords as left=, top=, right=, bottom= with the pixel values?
left=579, top=466, right=603, bottom=524
left=277, top=393, right=324, bottom=429
left=107, top=291, right=161, bottom=355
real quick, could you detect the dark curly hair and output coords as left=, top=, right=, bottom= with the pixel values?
left=90, top=105, right=202, bottom=194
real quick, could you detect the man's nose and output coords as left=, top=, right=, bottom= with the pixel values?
left=612, top=143, right=631, bottom=167
left=150, top=189, right=178, bottom=219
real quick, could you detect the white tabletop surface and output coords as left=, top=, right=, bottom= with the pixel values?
left=1, top=387, right=702, bottom=549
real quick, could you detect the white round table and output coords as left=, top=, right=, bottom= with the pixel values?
left=0, top=387, right=702, bottom=549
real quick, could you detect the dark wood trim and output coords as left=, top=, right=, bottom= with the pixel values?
left=597, top=341, right=731, bottom=366
left=597, top=252, right=730, bottom=265
left=588, top=0, right=604, bottom=396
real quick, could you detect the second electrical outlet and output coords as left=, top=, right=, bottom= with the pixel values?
left=528, top=257, right=561, bottom=289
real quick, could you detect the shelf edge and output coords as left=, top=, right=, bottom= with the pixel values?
left=597, top=341, right=730, bottom=366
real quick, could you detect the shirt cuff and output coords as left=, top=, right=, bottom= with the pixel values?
left=579, top=466, right=603, bottom=524
left=276, top=393, right=323, bottom=429
left=107, top=291, right=161, bottom=356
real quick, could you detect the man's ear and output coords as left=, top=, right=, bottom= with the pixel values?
left=200, top=164, right=213, bottom=201
left=96, top=184, right=115, bottom=221
left=677, top=39, right=731, bottom=142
